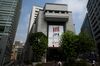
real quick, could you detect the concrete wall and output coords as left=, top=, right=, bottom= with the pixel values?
left=66, top=12, right=75, bottom=32
left=45, top=3, right=68, bottom=11
left=37, top=11, right=47, bottom=36
left=26, top=3, right=75, bottom=62
left=28, top=6, right=42, bottom=33
left=31, top=4, right=75, bottom=35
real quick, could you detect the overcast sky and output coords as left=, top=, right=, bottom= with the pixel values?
left=15, top=0, right=88, bottom=42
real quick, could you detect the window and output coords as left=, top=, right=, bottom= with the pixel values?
left=93, top=25, right=98, bottom=32
left=98, top=1, right=100, bottom=6
left=91, top=16, right=96, bottom=24
left=96, top=11, right=99, bottom=16
left=92, top=21, right=97, bottom=29
left=61, top=11, right=65, bottom=14
left=4, top=26, right=10, bottom=33
left=95, top=29, right=100, bottom=36
left=0, top=48, right=2, bottom=54
left=54, top=11, right=59, bottom=13
left=0, top=34, right=1, bottom=38
left=95, top=35, right=100, bottom=40
left=49, top=10, right=53, bottom=13
left=45, top=10, right=47, bottom=12
left=98, top=16, right=100, bottom=20
left=0, top=26, right=5, bottom=32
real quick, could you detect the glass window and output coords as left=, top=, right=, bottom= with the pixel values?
left=45, top=10, right=47, bottom=12
left=98, top=16, right=100, bottom=20
left=4, top=26, right=10, bottom=33
left=0, top=26, right=5, bottom=32
left=0, top=48, right=2, bottom=54
left=55, top=11, right=59, bottom=13
left=61, top=11, right=65, bottom=14
left=49, top=10, right=53, bottom=13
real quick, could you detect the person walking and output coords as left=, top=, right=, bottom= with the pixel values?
left=92, top=60, right=95, bottom=66
left=57, top=61, right=62, bottom=66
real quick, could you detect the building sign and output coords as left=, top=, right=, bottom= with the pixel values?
left=48, top=25, right=64, bottom=47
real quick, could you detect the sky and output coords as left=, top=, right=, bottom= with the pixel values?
left=15, top=0, right=88, bottom=43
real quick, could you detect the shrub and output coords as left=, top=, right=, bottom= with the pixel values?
left=36, top=63, right=43, bottom=66
left=75, top=59, right=90, bottom=66
left=63, top=59, right=91, bottom=66
left=24, top=60, right=32, bottom=65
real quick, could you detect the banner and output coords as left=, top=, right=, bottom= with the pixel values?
left=48, top=25, right=64, bottom=47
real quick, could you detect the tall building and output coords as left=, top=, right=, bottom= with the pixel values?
left=0, top=0, right=22, bottom=65
left=81, top=13, right=93, bottom=39
left=87, top=0, right=100, bottom=57
left=28, top=6, right=42, bottom=33
left=24, top=3, right=75, bottom=62
left=24, top=6, right=42, bottom=62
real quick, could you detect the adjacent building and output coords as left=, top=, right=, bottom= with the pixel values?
left=24, top=6, right=43, bottom=62
left=87, top=0, right=100, bottom=57
left=24, top=3, right=75, bottom=62
left=0, top=0, right=22, bottom=65
left=11, top=41, right=24, bottom=64
left=28, top=6, right=43, bottom=33
left=81, top=13, right=93, bottom=39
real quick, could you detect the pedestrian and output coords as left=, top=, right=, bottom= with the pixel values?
left=92, top=60, right=95, bottom=66
left=58, top=61, right=62, bottom=66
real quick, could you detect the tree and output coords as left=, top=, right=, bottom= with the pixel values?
left=78, top=32, right=96, bottom=60
left=60, top=31, right=78, bottom=62
left=78, top=32, right=95, bottom=54
left=60, top=31, right=96, bottom=63
left=29, top=32, right=48, bottom=62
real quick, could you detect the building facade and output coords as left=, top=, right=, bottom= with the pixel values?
left=87, top=0, right=100, bottom=57
left=32, top=3, right=75, bottom=47
left=24, top=6, right=43, bottom=62
left=11, top=41, right=24, bottom=64
left=28, top=6, right=42, bottom=33
left=0, top=0, right=22, bottom=65
left=81, top=13, right=93, bottom=39
left=24, top=3, right=75, bottom=62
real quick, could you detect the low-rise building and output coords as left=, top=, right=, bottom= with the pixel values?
left=11, top=41, right=24, bottom=64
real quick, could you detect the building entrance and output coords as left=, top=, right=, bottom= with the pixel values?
left=47, top=47, right=65, bottom=62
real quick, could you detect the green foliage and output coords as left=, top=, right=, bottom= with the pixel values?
left=79, top=32, right=95, bottom=54
left=75, top=59, right=90, bottom=66
left=24, top=60, right=32, bottom=64
left=60, top=31, right=78, bottom=61
left=64, top=59, right=91, bottom=66
left=36, top=63, right=43, bottom=66
left=29, top=32, right=48, bottom=62
left=60, top=31, right=96, bottom=62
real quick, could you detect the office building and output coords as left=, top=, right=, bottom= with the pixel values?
left=81, top=13, right=93, bottom=39
left=32, top=3, right=75, bottom=47
left=24, top=3, right=75, bottom=62
left=28, top=6, right=42, bottom=33
left=0, top=0, right=22, bottom=65
left=11, top=41, right=24, bottom=64
left=24, top=6, right=42, bottom=62
left=87, top=0, right=100, bottom=57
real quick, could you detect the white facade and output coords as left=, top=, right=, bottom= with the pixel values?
left=32, top=3, right=75, bottom=47
left=25, top=3, right=75, bottom=62
left=28, top=6, right=42, bottom=32
left=48, top=25, right=64, bottom=47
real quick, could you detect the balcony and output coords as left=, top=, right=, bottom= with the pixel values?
left=44, top=11, right=69, bottom=22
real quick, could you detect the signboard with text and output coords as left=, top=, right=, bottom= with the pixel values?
left=48, top=25, right=64, bottom=47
